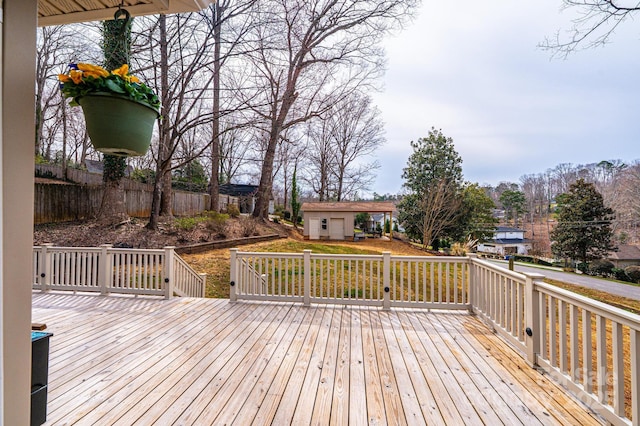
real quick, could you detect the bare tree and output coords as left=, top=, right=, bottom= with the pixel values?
left=540, top=0, right=640, bottom=57
left=328, top=93, right=384, bottom=200
left=245, top=0, right=417, bottom=218
left=421, top=179, right=462, bottom=250
left=136, top=13, right=218, bottom=230
left=203, top=0, right=257, bottom=211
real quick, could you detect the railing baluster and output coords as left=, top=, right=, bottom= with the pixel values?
left=612, top=322, right=624, bottom=416
left=596, top=315, right=608, bottom=404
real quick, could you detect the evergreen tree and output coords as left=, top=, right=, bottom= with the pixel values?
left=550, top=179, right=615, bottom=265
left=499, top=189, right=526, bottom=226
left=291, top=167, right=301, bottom=228
left=397, top=127, right=463, bottom=247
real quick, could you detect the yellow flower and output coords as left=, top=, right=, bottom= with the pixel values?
left=58, top=74, right=71, bottom=83
left=70, top=70, right=83, bottom=84
left=77, top=63, right=109, bottom=77
left=129, top=75, right=140, bottom=83
left=111, top=64, right=129, bottom=78
left=83, top=71, right=103, bottom=80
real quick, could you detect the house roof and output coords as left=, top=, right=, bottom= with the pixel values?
left=608, top=245, right=640, bottom=261
left=301, top=202, right=396, bottom=213
left=38, top=0, right=214, bottom=26
left=495, top=226, right=525, bottom=232
left=219, top=183, right=258, bottom=197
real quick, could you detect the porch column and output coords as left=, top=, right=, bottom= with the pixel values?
left=2, top=0, right=38, bottom=424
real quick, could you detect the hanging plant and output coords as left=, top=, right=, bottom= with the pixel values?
left=58, top=63, right=160, bottom=156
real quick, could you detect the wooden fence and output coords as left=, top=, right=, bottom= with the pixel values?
left=33, top=244, right=206, bottom=298
left=34, top=163, right=238, bottom=223
left=230, top=249, right=640, bottom=426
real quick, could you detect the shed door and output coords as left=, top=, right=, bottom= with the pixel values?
left=309, top=218, right=320, bottom=240
left=329, top=218, right=345, bottom=240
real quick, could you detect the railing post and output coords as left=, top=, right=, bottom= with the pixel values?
left=467, top=253, right=477, bottom=313
left=39, top=243, right=54, bottom=292
left=164, top=246, right=176, bottom=299
left=199, top=273, right=207, bottom=298
left=382, top=252, right=391, bottom=311
left=99, top=244, right=112, bottom=295
left=230, top=248, right=238, bottom=302
left=303, top=250, right=311, bottom=307
left=524, top=272, right=544, bottom=367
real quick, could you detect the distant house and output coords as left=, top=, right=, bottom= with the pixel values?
left=301, top=202, right=395, bottom=240
left=218, top=183, right=274, bottom=214
left=606, top=245, right=640, bottom=268
left=476, top=226, right=532, bottom=256
left=370, top=212, right=403, bottom=233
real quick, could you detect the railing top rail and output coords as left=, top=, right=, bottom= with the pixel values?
left=536, top=281, right=640, bottom=330
left=237, top=251, right=303, bottom=259
left=32, top=245, right=166, bottom=254
left=470, top=257, right=527, bottom=282
left=389, top=255, right=468, bottom=262
left=310, top=253, right=382, bottom=261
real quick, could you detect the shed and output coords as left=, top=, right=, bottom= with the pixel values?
left=301, top=202, right=396, bottom=241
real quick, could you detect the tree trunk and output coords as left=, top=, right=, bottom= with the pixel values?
left=209, top=3, right=222, bottom=212
left=147, top=14, right=171, bottom=230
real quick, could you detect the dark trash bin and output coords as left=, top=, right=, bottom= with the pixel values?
left=31, top=331, right=52, bottom=426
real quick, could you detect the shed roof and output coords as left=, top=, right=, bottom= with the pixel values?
left=301, top=202, right=395, bottom=213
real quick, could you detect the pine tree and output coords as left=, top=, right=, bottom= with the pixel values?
left=550, top=179, right=615, bottom=265
left=291, top=167, right=301, bottom=228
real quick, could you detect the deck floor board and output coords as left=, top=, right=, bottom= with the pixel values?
left=32, top=293, right=603, bottom=425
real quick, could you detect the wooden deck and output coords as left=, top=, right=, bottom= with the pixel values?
left=33, top=293, right=603, bottom=425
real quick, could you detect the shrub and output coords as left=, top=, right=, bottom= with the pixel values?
left=205, top=212, right=228, bottom=237
left=174, top=217, right=199, bottom=231
left=624, top=265, right=640, bottom=283
left=588, top=259, right=614, bottom=277
left=612, top=268, right=631, bottom=282
left=283, top=211, right=291, bottom=220
left=239, top=216, right=258, bottom=237
left=226, top=204, right=240, bottom=218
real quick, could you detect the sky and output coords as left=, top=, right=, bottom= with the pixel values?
left=371, top=0, right=640, bottom=195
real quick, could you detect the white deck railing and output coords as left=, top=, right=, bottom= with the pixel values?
left=230, top=249, right=640, bottom=426
left=33, top=244, right=206, bottom=298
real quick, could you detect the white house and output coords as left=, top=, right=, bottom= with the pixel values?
left=476, top=226, right=532, bottom=256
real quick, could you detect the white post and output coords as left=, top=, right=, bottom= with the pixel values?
left=199, top=273, right=207, bottom=298
left=164, top=246, right=175, bottom=299
left=229, top=248, right=238, bottom=302
left=98, top=244, right=112, bottom=295
left=467, top=253, right=477, bottom=313
left=303, top=250, right=311, bottom=307
left=39, top=243, right=53, bottom=292
left=382, top=251, right=391, bottom=311
left=524, top=272, right=544, bottom=366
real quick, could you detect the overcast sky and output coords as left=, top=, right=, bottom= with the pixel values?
left=371, top=0, right=640, bottom=195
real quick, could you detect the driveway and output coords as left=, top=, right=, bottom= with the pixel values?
left=487, top=259, right=640, bottom=301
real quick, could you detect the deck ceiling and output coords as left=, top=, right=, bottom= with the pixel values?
left=38, top=0, right=214, bottom=26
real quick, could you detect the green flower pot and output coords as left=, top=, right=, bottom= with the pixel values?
left=79, top=94, right=159, bottom=157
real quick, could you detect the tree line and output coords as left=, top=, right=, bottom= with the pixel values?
left=36, top=0, right=418, bottom=227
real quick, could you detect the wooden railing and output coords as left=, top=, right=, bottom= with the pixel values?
left=33, top=244, right=206, bottom=298
left=230, top=249, right=640, bottom=426
left=230, top=249, right=470, bottom=310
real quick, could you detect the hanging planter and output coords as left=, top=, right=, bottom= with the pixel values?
left=58, top=63, right=160, bottom=157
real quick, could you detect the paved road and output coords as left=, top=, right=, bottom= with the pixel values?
left=487, top=260, right=640, bottom=301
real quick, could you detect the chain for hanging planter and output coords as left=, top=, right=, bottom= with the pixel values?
left=57, top=4, right=160, bottom=157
